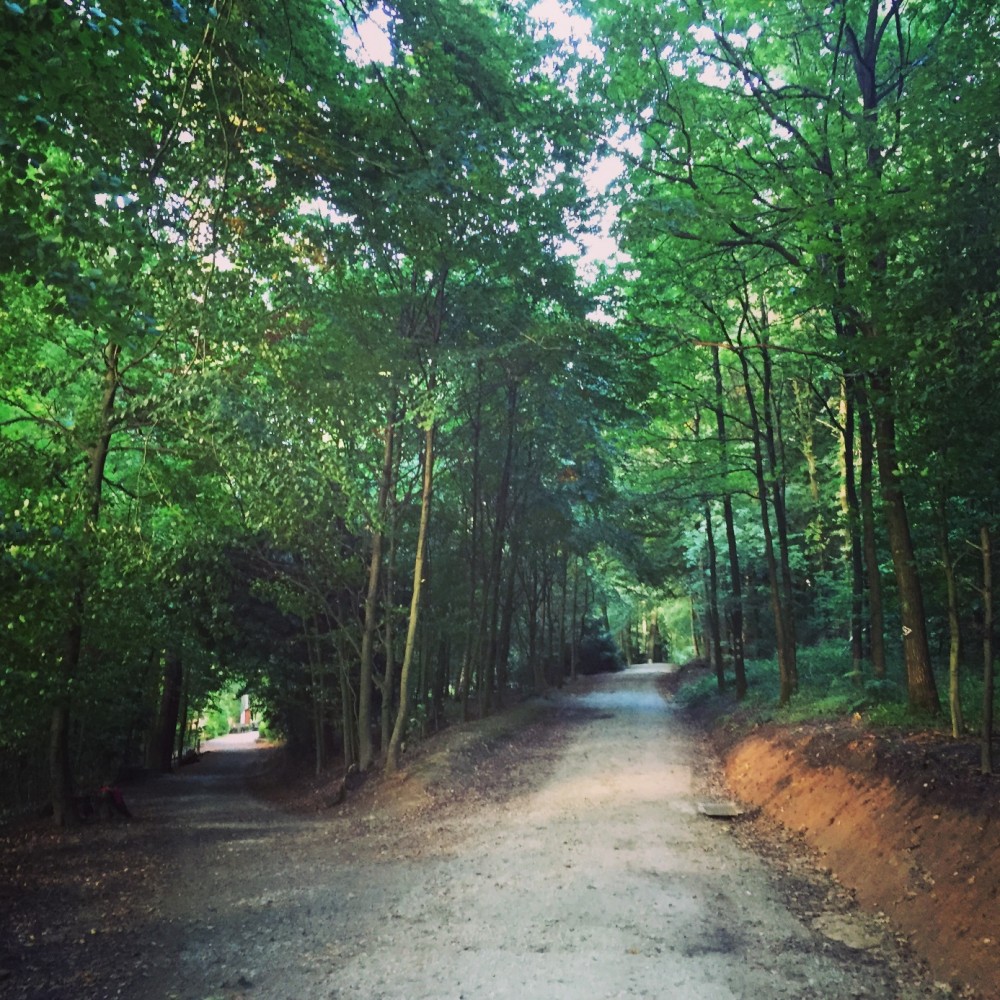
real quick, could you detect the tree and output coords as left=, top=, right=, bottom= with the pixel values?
left=1, top=0, right=363, bottom=820
left=588, top=0, right=997, bottom=712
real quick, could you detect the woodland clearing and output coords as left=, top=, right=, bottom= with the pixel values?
left=1, top=664, right=995, bottom=1000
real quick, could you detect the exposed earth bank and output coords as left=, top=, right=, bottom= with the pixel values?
left=1, top=664, right=996, bottom=999
left=712, top=708, right=999, bottom=997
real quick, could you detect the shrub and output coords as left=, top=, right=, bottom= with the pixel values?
left=674, top=669, right=719, bottom=709
left=577, top=626, right=625, bottom=675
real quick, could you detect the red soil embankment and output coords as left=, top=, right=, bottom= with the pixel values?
left=725, top=730, right=998, bottom=997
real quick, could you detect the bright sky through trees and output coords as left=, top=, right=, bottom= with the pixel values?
left=342, top=3, right=394, bottom=64
left=340, top=0, right=625, bottom=278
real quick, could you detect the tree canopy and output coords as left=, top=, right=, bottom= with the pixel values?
left=2, top=0, right=998, bottom=821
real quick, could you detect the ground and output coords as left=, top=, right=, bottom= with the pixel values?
left=0, top=664, right=996, bottom=1000
left=691, top=690, right=999, bottom=997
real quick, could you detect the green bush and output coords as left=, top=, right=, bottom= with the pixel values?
left=673, top=640, right=920, bottom=729
left=200, top=682, right=245, bottom=739
left=671, top=639, right=999, bottom=737
left=795, top=641, right=853, bottom=687
left=256, top=718, right=279, bottom=742
left=674, top=670, right=720, bottom=709
left=866, top=700, right=917, bottom=728
left=577, top=624, right=625, bottom=675
left=863, top=677, right=904, bottom=705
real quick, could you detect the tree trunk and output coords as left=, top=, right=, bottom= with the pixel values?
left=175, top=666, right=191, bottom=759
left=498, top=554, right=517, bottom=695
left=794, top=379, right=826, bottom=571
left=49, top=600, right=82, bottom=827
left=646, top=607, right=661, bottom=663
left=146, top=648, right=183, bottom=773
left=483, top=381, right=518, bottom=711
left=857, top=387, right=886, bottom=677
left=982, top=526, right=994, bottom=775
left=704, top=504, right=724, bottom=692
left=380, top=493, right=399, bottom=756
left=846, top=10, right=937, bottom=713
left=526, top=553, right=546, bottom=692
left=711, top=347, right=746, bottom=697
left=871, top=384, right=939, bottom=712
left=431, top=635, right=449, bottom=731
left=569, top=559, right=580, bottom=680
left=736, top=335, right=795, bottom=704
left=358, top=405, right=397, bottom=772
left=721, top=493, right=746, bottom=698
left=306, top=627, right=326, bottom=777
left=689, top=597, right=701, bottom=659
left=50, top=343, right=121, bottom=825
left=842, top=377, right=866, bottom=680
left=542, top=554, right=556, bottom=688
left=458, top=368, right=485, bottom=720
left=340, top=663, right=357, bottom=771
left=558, top=549, right=569, bottom=682
left=938, top=503, right=964, bottom=739
left=387, top=421, right=435, bottom=773
left=47, top=709, right=72, bottom=819
left=758, top=319, right=797, bottom=694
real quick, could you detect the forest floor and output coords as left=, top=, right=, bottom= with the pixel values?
left=0, top=664, right=997, bottom=1000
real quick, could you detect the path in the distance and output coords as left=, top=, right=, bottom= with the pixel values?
left=307, top=665, right=893, bottom=1000
left=139, top=666, right=916, bottom=999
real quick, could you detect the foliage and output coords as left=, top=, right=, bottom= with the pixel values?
left=3, top=0, right=996, bottom=820
left=0, top=0, right=633, bottom=816
left=584, top=0, right=999, bottom=717
left=675, top=640, right=1000, bottom=734
left=200, top=682, right=249, bottom=741
left=576, top=621, right=625, bottom=676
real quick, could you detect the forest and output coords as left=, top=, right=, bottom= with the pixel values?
left=1, top=0, right=998, bottom=826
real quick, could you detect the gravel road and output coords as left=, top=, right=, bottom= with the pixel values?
left=117, top=664, right=939, bottom=1000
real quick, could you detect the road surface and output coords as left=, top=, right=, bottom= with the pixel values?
left=113, top=665, right=933, bottom=998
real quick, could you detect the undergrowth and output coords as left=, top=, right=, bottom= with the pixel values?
left=675, top=639, right=997, bottom=735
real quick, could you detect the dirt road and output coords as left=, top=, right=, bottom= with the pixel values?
left=3, top=665, right=945, bottom=999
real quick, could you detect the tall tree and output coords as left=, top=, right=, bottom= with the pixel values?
left=589, top=0, right=996, bottom=711
left=1, top=0, right=363, bottom=819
